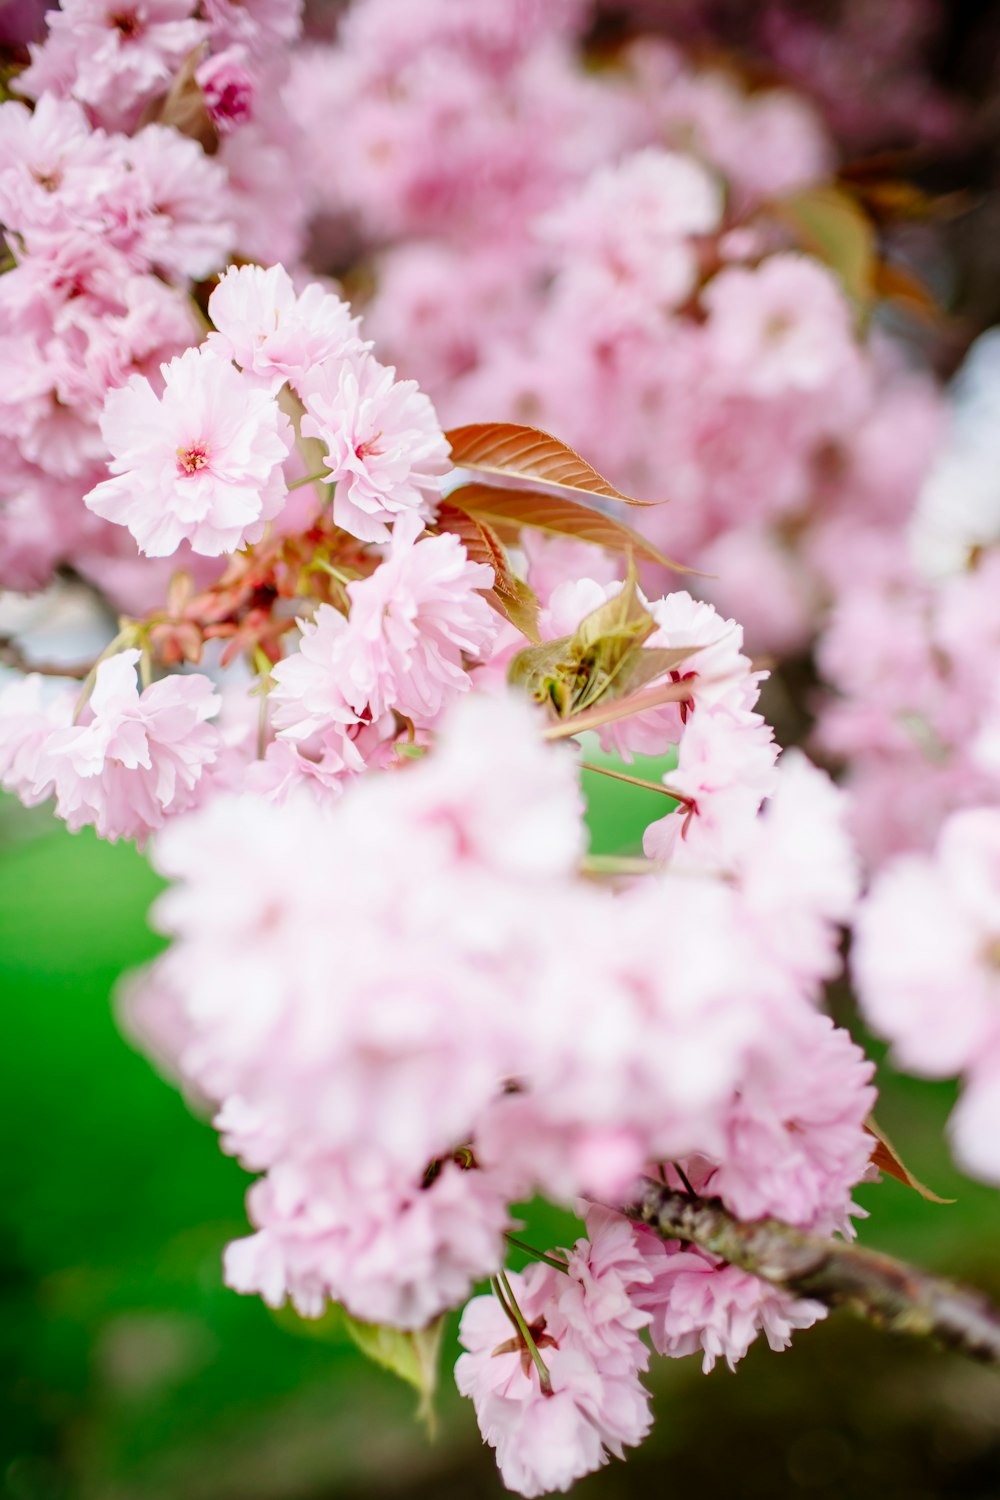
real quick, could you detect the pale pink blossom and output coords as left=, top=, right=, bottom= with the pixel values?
left=122, top=126, right=233, bottom=282
left=632, top=1231, right=825, bottom=1373
left=85, top=345, right=292, bottom=556
left=539, top=148, right=722, bottom=312
left=269, top=604, right=362, bottom=744
left=225, top=1153, right=513, bottom=1329
left=19, top=0, right=208, bottom=130
left=708, top=1008, right=876, bottom=1231
left=702, top=254, right=859, bottom=399
left=732, top=750, right=860, bottom=997
left=0, top=95, right=117, bottom=238
left=456, top=1211, right=653, bottom=1497
left=300, top=350, right=450, bottom=543
left=643, top=705, right=779, bottom=866
left=950, top=1052, right=1000, bottom=1187
left=196, top=46, right=255, bottom=132
left=39, top=649, right=221, bottom=844
left=207, top=262, right=364, bottom=395
left=853, top=808, right=1000, bottom=1079
left=337, top=511, right=498, bottom=724
left=203, top=0, right=302, bottom=59
left=0, top=670, right=74, bottom=804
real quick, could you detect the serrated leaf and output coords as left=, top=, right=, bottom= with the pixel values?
left=484, top=575, right=542, bottom=643
left=446, top=424, right=663, bottom=507
left=434, top=501, right=516, bottom=598
left=772, top=184, right=876, bottom=309
left=444, top=483, right=689, bottom=571
left=508, top=570, right=696, bottom=718
left=574, top=569, right=654, bottom=653
left=341, top=1314, right=446, bottom=1432
left=864, top=1116, right=953, bottom=1205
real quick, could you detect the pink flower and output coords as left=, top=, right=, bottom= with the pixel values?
left=20, top=0, right=208, bottom=130
left=203, top=0, right=302, bottom=58
left=540, top=148, right=722, bottom=312
left=0, top=95, right=116, bottom=240
left=731, top=750, right=860, bottom=998
left=854, top=808, right=1000, bottom=1080
left=632, top=1231, right=825, bottom=1373
left=269, top=604, right=362, bottom=744
left=85, top=345, right=292, bottom=556
left=707, top=1008, right=876, bottom=1231
left=122, top=126, right=234, bottom=282
left=196, top=46, right=255, bottom=131
left=206, top=262, right=364, bottom=395
left=950, top=1052, right=1000, bottom=1186
left=0, top=670, right=74, bottom=804
left=225, top=1153, right=513, bottom=1329
left=456, top=1210, right=653, bottom=1497
left=339, top=511, right=498, bottom=724
left=39, top=649, right=221, bottom=845
left=643, top=705, right=778, bottom=866
left=702, top=254, right=858, bottom=398
left=300, top=350, right=451, bottom=543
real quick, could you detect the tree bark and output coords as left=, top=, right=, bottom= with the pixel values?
left=629, top=1178, right=1000, bottom=1366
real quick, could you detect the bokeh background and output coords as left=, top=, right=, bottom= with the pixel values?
left=2, top=763, right=1000, bottom=1500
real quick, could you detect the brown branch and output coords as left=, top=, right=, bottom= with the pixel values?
left=0, top=637, right=92, bottom=679
left=629, top=1179, right=1000, bottom=1366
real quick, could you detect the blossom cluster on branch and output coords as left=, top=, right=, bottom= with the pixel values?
left=0, top=0, right=998, bottom=1494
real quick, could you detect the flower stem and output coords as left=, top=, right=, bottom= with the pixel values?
left=504, top=1233, right=570, bottom=1274
left=580, top=759, right=694, bottom=807
left=494, top=1272, right=552, bottom=1395
left=288, top=470, right=331, bottom=491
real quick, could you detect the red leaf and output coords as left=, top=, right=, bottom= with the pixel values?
left=446, top=424, right=663, bottom=506
left=864, top=1117, right=953, bottom=1204
left=483, top=577, right=542, bottom=643
left=435, top=501, right=516, bottom=598
left=445, top=483, right=692, bottom=574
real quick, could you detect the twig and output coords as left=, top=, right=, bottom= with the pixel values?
left=629, top=1179, right=1000, bottom=1366
left=581, top=759, right=694, bottom=806
left=0, top=637, right=92, bottom=680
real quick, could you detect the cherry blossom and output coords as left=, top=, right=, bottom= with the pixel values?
left=300, top=350, right=451, bottom=543
left=85, top=345, right=292, bottom=556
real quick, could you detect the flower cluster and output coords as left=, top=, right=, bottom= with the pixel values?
left=290, top=4, right=943, bottom=657
left=0, top=2, right=993, bottom=1495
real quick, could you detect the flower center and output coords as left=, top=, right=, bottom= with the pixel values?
left=109, top=8, right=143, bottom=39
left=32, top=167, right=61, bottom=192
left=177, top=443, right=210, bottom=475
left=354, top=431, right=383, bottom=461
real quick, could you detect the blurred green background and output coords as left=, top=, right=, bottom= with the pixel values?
left=1, top=766, right=999, bottom=1500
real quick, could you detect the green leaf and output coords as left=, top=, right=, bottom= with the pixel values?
left=613, top=644, right=697, bottom=699
left=507, top=569, right=695, bottom=717
left=341, top=1314, right=446, bottom=1433
left=507, top=634, right=579, bottom=713
left=772, top=183, right=877, bottom=309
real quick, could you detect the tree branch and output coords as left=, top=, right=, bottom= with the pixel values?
left=0, top=637, right=91, bottom=679
left=629, top=1178, right=1000, bottom=1366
